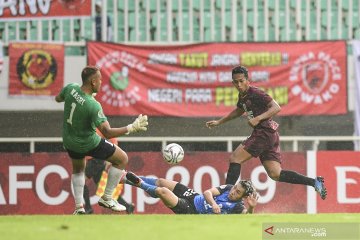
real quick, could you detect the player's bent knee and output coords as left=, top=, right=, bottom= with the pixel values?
left=228, top=154, right=240, bottom=163
left=229, top=154, right=246, bottom=164
left=155, top=187, right=169, bottom=197
left=110, top=154, right=128, bottom=168
left=268, top=171, right=280, bottom=181
left=122, top=155, right=129, bottom=165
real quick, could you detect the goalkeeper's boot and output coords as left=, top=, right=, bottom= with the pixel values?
left=314, top=176, right=327, bottom=200
left=73, top=207, right=86, bottom=215
left=126, top=171, right=141, bottom=186
left=98, top=198, right=126, bottom=212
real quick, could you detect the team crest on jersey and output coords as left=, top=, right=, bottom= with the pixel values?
left=98, top=110, right=105, bottom=118
left=16, top=49, right=57, bottom=89
left=289, top=51, right=342, bottom=105
left=242, top=103, right=254, bottom=120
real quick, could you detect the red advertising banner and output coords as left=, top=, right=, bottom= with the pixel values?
left=8, top=42, right=64, bottom=96
left=0, top=0, right=91, bottom=20
left=0, top=152, right=307, bottom=215
left=315, top=151, right=360, bottom=213
left=87, top=41, right=347, bottom=117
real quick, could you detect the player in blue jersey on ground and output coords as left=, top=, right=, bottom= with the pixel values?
left=125, top=172, right=258, bottom=214
left=206, top=65, right=327, bottom=200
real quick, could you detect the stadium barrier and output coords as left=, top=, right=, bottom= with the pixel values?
left=1, top=0, right=359, bottom=44
left=1, top=136, right=360, bottom=153
left=0, top=151, right=359, bottom=214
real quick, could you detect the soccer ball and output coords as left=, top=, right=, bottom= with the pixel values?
left=162, top=143, right=184, bottom=165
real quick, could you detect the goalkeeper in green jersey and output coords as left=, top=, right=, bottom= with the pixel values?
left=55, top=65, right=148, bottom=214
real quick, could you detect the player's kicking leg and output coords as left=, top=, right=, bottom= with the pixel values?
left=98, top=146, right=127, bottom=212
left=97, top=166, right=127, bottom=211
left=263, top=160, right=327, bottom=200
left=98, top=166, right=126, bottom=212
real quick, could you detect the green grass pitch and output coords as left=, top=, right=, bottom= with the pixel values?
left=0, top=214, right=359, bottom=240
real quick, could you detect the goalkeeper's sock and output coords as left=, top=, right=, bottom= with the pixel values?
left=140, top=176, right=158, bottom=186
left=279, top=170, right=315, bottom=186
left=72, top=172, right=85, bottom=208
left=140, top=181, right=159, bottom=198
left=103, top=167, right=125, bottom=200
left=225, top=163, right=241, bottom=185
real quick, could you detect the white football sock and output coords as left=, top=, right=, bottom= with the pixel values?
left=72, top=172, right=85, bottom=208
left=103, top=166, right=125, bottom=200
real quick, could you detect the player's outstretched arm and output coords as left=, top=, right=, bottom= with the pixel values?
left=97, top=115, right=148, bottom=139
left=203, top=187, right=221, bottom=214
left=206, top=108, right=244, bottom=129
left=97, top=121, right=128, bottom=139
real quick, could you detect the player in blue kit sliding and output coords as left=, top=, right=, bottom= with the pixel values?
left=125, top=172, right=258, bottom=214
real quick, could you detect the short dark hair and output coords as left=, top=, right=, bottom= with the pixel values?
left=81, top=66, right=99, bottom=83
left=239, top=180, right=256, bottom=197
left=232, top=65, right=249, bottom=79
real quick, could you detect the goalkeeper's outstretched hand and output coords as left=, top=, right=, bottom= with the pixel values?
left=126, top=114, right=148, bottom=134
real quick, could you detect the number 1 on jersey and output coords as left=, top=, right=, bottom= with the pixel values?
left=67, top=102, right=76, bottom=125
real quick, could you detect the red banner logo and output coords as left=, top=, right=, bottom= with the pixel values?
left=290, top=51, right=344, bottom=107
left=9, top=42, right=64, bottom=96
left=16, top=49, right=57, bottom=89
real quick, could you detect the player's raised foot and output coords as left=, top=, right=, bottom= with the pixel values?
left=126, top=171, right=141, bottom=186
left=73, top=207, right=86, bottom=215
left=314, top=176, right=327, bottom=200
left=98, top=197, right=126, bottom=212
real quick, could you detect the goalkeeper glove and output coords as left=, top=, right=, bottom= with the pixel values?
left=126, top=114, right=148, bottom=134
